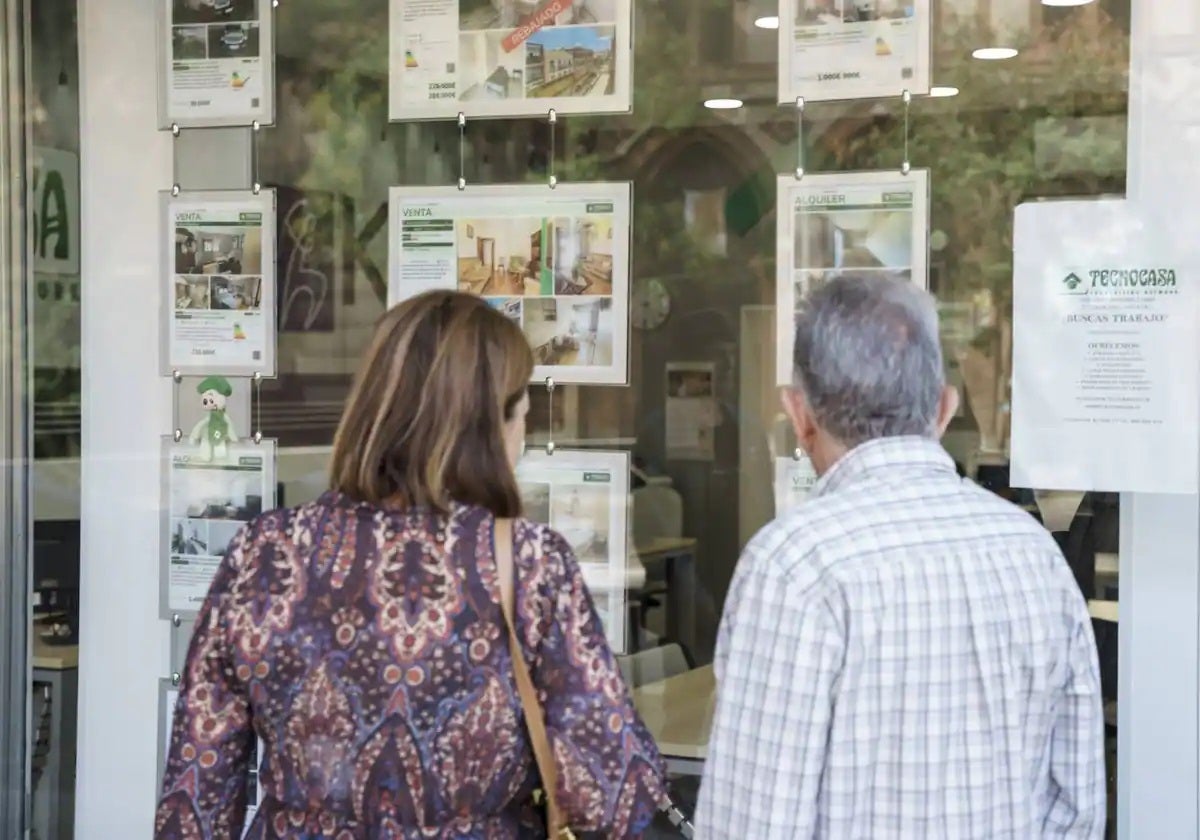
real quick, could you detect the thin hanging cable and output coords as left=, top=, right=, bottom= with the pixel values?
left=545, top=378, right=556, bottom=454
left=795, top=97, right=805, bottom=179
left=457, top=112, right=466, bottom=190
left=901, top=89, right=912, bottom=175
left=548, top=109, right=558, bottom=188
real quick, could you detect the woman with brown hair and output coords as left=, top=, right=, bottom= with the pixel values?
left=155, top=291, right=667, bottom=839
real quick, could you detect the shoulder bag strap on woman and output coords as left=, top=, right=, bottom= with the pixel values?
left=494, top=518, right=573, bottom=840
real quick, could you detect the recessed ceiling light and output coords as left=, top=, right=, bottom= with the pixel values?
left=1042, top=0, right=1094, bottom=5
left=704, top=97, right=744, bottom=110
left=754, top=15, right=780, bottom=29
left=972, top=47, right=1019, bottom=60
left=930, top=85, right=959, bottom=98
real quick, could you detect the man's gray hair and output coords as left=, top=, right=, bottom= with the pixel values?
left=792, top=274, right=944, bottom=447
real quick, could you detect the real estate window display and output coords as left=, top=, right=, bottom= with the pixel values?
left=5, top=0, right=1135, bottom=836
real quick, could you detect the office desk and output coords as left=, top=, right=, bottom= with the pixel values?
left=31, top=622, right=78, bottom=840
left=632, top=665, right=714, bottom=776
left=635, top=538, right=698, bottom=657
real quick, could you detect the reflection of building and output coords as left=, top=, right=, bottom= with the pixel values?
left=528, top=44, right=578, bottom=86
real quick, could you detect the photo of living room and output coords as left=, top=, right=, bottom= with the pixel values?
left=793, top=207, right=913, bottom=270
left=458, top=31, right=525, bottom=101
left=460, top=0, right=617, bottom=32
left=526, top=26, right=616, bottom=99
left=175, top=223, right=263, bottom=276
left=456, top=218, right=543, bottom=295
left=549, top=215, right=614, bottom=295
left=172, top=462, right=264, bottom=522
left=550, top=481, right=611, bottom=566
left=523, top=297, right=614, bottom=367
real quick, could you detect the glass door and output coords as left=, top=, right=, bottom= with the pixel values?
left=0, top=0, right=31, bottom=834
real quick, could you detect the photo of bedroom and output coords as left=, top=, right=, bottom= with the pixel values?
left=175, top=223, right=263, bottom=275
left=524, top=297, right=614, bottom=367
left=457, top=218, right=543, bottom=296
left=549, top=215, right=614, bottom=295
left=458, top=31, right=525, bottom=101
left=793, top=208, right=913, bottom=271
left=550, top=482, right=611, bottom=566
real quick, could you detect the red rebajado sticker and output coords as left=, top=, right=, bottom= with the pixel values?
left=502, top=0, right=575, bottom=53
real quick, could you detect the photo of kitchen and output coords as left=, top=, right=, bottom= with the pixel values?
left=456, top=218, right=543, bottom=295
left=550, top=481, right=611, bottom=566
left=523, top=297, right=614, bottom=367
left=458, top=31, right=525, bottom=101
left=460, top=0, right=617, bottom=32
left=526, top=26, right=616, bottom=99
left=174, top=223, right=262, bottom=275
left=793, top=207, right=913, bottom=270
left=549, top=215, right=614, bottom=295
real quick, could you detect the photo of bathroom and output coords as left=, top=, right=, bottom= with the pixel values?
left=549, top=480, right=611, bottom=566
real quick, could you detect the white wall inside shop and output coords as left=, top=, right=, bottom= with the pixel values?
left=1118, top=0, right=1200, bottom=836
left=74, top=0, right=172, bottom=834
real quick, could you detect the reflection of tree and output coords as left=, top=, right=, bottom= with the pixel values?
left=804, top=9, right=1129, bottom=452
left=263, top=0, right=1129, bottom=456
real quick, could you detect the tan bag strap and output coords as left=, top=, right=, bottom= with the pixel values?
left=494, top=518, right=570, bottom=838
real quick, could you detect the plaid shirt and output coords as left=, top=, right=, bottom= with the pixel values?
left=696, top=436, right=1105, bottom=839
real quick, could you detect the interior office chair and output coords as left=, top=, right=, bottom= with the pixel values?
left=627, top=474, right=684, bottom=652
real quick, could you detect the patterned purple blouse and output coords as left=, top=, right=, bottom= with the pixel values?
left=154, top=492, right=667, bottom=839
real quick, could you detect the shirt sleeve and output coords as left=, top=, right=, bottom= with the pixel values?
left=696, top=542, right=845, bottom=839
left=154, top=529, right=256, bottom=840
left=518, top=523, right=668, bottom=839
left=1042, top=597, right=1106, bottom=838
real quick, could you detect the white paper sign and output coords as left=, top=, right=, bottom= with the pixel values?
left=1012, top=199, right=1199, bottom=494
left=389, top=0, right=632, bottom=120
left=160, top=437, right=277, bottom=618
left=776, top=170, right=929, bottom=385
left=162, top=190, right=277, bottom=377
left=389, top=182, right=630, bottom=385
left=778, top=0, right=930, bottom=103
left=517, top=448, right=629, bottom=653
left=774, top=455, right=818, bottom=517
left=159, top=0, right=274, bottom=127
left=666, top=362, right=717, bottom=461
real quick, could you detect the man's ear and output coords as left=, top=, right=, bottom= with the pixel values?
left=781, top=387, right=817, bottom=453
left=935, top=385, right=960, bottom=437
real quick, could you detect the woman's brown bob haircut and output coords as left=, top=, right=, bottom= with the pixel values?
left=330, top=290, right=533, bottom=516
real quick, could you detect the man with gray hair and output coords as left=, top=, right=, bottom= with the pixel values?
left=696, top=275, right=1104, bottom=838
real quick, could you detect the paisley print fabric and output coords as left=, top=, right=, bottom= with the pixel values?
left=155, top=492, right=667, bottom=839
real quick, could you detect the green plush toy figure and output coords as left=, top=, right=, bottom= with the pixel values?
left=189, top=376, right=239, bottom=462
